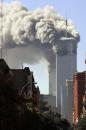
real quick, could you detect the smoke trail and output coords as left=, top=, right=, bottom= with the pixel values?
left=0, top=1, right=80, bottom=68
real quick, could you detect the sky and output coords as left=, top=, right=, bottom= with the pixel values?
left=1, top=0, right=86, bottom=94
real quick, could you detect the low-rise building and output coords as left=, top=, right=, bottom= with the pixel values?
left=0, top=58, right=40, bottom=109
left=73, top=71, right=86, bottom=125
left=40, top=94, right=56, bottom=112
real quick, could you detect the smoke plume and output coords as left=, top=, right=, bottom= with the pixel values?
left=0, top=1, right=80, bottom=68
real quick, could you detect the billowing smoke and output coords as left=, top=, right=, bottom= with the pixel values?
left=0, top=1, right=80, bottom=68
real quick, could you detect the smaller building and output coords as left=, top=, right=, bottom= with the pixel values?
left=0, top=58, right=40, bottom=109
left=11, top=67, right=33, bottom=96
left=73, top=71, right=86, bottom=125
left=11, top=67, right=40, bottom=109
left=40, top=94, right=56, bottom=112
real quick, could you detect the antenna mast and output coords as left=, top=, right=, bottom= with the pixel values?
left=65, top=16, right=68, bottom=38
left=85, top=52, right=86, bottom=71
left=0, top=0, right=3, bottom=58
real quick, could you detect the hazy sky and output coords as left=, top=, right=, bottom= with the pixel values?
left=2, top=0, right=86, bottom=94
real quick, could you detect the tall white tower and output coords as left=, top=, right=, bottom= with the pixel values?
left=49, top=37, right=78, bottom=122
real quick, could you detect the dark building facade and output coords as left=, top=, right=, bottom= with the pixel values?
left=0, top=59, right=40, bottom=109
left=73, top=71, right=86, bottom=125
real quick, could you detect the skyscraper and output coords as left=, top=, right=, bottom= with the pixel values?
left=49, top=37, right=79, bottom=122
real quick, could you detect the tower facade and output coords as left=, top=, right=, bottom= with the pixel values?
left=49, top=38, right=78, bottom=122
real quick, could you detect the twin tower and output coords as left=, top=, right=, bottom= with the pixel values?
left=48, top=37, right=78, bottom=122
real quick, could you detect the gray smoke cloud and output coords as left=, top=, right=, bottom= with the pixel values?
left=0, top=1, right=80, bottom=68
